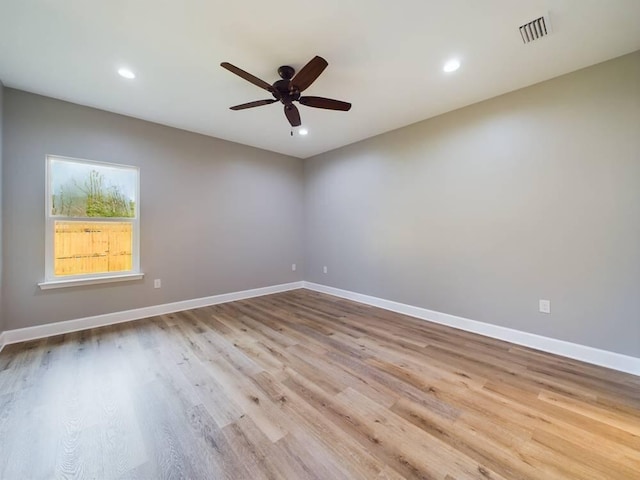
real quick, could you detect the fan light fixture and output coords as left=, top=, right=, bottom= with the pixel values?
left=299, top=128, right=309, bottom=136
left=118, top=68, right=136, bottom=79
left=443, top=59, right=461, bottom=73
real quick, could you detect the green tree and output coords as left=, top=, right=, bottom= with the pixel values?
left=52, top=170, right=135, bottom=218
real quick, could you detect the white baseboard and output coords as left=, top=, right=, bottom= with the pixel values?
left=0, top=281, right=304, bottom=350
left=3, top=280, right=638, bottom=377
left=303, top=281, right=640, bottom=376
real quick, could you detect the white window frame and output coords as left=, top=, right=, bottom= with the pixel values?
left=39, top=155, right=143, bottom=289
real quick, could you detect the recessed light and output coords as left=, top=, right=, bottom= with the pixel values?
left=443, top=59, right=461, bottom=73
left=118, top=68, right=136, bottom=79
left=298, top=128, right=308, bottom=136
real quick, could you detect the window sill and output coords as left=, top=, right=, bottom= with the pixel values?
left=38, top=273, right=145, bottom=290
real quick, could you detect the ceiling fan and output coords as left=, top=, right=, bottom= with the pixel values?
left=220, top=55, right=351, bottom=128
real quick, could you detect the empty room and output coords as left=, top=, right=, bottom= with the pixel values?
left=0, top=1, right=639, bottom=479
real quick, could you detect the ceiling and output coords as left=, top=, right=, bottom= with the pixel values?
left=1, top=1, right=639, bottom=159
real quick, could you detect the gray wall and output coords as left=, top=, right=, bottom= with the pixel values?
left=0, top=81, right=4, bottom=334
left=304, top=52, right=640, bottom=357
left=3, top=89, right=304, bottom=330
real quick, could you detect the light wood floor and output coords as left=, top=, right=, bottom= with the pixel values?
left=1, top=290, right=639, bottom=479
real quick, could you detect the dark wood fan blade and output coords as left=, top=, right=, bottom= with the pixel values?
left=221, top=62, right=273, bottom=92
left=284, top=104, right=301, bottom=127
left=299, top=96, right=352, bottom=111
left=230, top=99, right=277, bottom=110
left=291, top=56, right=328, bottom=92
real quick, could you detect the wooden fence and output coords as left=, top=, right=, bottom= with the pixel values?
left=54, top=222, right=133, bottom=276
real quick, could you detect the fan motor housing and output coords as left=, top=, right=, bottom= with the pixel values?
left=272, top=78, right=300, bottom=104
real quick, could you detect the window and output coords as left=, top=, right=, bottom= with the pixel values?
left=41, top=155, right=141, bottom=288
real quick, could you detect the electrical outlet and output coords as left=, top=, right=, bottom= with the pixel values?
left=539, top=299, right=550, bottom=314
left=323, top=266, right=328, bottom=274
left=292, top=263, right=296, bottom=271
left=154, top=279, right=161, bottom=289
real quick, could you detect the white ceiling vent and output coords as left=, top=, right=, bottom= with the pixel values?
left=519, top=14, right=552, bottom=44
